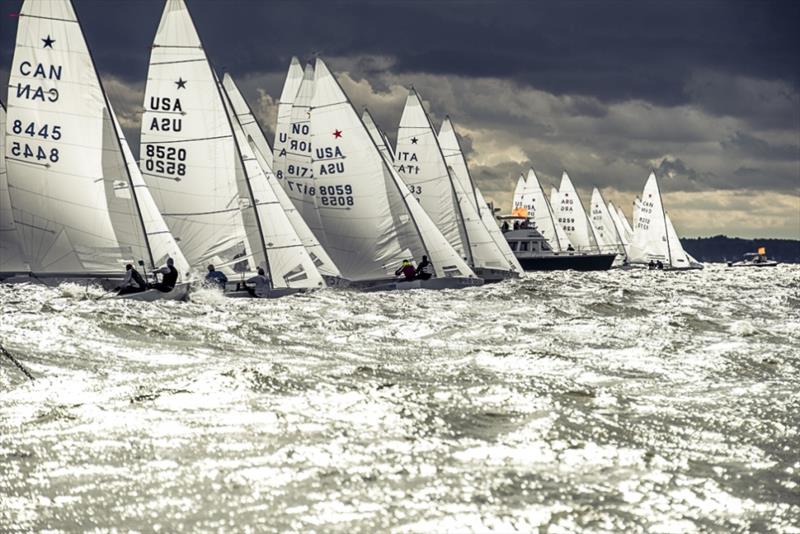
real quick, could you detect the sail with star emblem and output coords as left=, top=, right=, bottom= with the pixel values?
left=395, top=90, right=470, bottom=261
left=141, top=0, right=248, bottom=272
left=310, top=59, right=477, bottom=285
left=5, top=0, right=188, bottom=282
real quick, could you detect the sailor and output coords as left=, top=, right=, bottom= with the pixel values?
left=520, top=219, right=530, bottom=229
left=117, top=263, right=147, bottom=295
left=246, top=267, right=270, bottom=297
left=501, top=221, right=510, bottom=233
left=567, top=244, right=575, bottom=252
left=205, top=264, right=228, bottom=290
left=150, top=257, right=178, bottom=292
left=415, top=255, right=433, bottom=280
left=656, top=260, right=664, bottom=270
left=232, top=250, right=249, bottom=273
left=394, top=259, right=416, bottom=281
left=513, top=220, right=520, bottom=231
left=648, top=260, right=656, bottom=270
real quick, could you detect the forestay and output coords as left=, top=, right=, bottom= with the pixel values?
left=141, top=0, right=247, bottom=272
left=223, top=72, right=342, bottom=281
left=310, top=59, right=474, bottom=281
left=395, top=90, right=470, bottom=261
left=6, top=0, right=187, bottom=277
left=438, top=117, right=521, bottom=273
left=0, top=101, right=26, bottom=273
left=552, top=172, right=599, bottom=253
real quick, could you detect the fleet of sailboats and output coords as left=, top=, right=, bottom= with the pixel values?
left=0, top=0, right=704, bottom=300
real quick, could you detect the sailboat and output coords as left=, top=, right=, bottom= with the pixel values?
left=141, top=0, right=325, bottom=296
left=221, top=72, right=345, bottom=286
left=629, top=171, right=703, bottom=270
left=0, top=100, right=27, bottom=279
left=589, top=188, right=627, bottom=263
left=307, top=58, right=480, bottom=290
left=512, top=168, right=573, bottom=253
left=362, top=109, right=396, bottom=164
left=552, top=172, right=602, bottom=253
left=394, top=90, right=515, bottom=281
left=437, top=116, right=523, bottom=278
left=607, top=200, right=632, bottom=258
left=5, top=0, right=190, bottom=300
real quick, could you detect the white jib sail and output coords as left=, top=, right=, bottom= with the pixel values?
left=617, top=204, right=635, bottom=240
left=520, top=168, right=572, bottom=252
left=512, top=174, right=526, bottom=210
left=630, top=172, right=670, bottom=263
left=362, top=109, right=395, bottom=164
left=6, top=0, right=186, bottom=277
left=0, top=100, right=27, bottom=272
left=310, top=58, right=474, bottom=281
left=141, top=0, right=248, bottom=273
left=395, top=90, right=470, bottom=262
left=552, top=172, right=599, bottom=253
left=279, top=63, right=328, bottom=244
left=607, top=200, right=631, bottom=257
left=437, top=117, right=520, bottom=272
left=271, top=57, right=303, bottom=189
left=220, top=82, right=325, bottom=289
left=221, top=72, right=273, bottom=168
left=222, top=72, right=342, bottom=281
left=590, top=187, right=625, bottom=255
left=665, top=213, right=693, bottom=269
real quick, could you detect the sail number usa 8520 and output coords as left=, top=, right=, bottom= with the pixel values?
left=142, top=144, right=187, bottom=177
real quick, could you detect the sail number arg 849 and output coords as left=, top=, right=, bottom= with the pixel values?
left=9, top=120, right=61, bottom=163
left=143, top=144, right=186, bottom=176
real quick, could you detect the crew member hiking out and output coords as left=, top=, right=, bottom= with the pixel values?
left=415, top=255, right=433, bottom=280
left=205, top=264, right=228, bottom=290
left=395, top=259, right=416, bottom=281
left=150, top=257, right=178, bottom=292
left=117, top=263, right=146, bottom=295
left=246, top=267, right=270, bottom=297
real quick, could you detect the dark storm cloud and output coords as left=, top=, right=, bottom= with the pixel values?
left=2, top=0, right=798, bottom=114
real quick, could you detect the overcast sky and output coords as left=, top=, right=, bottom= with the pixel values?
left=2, top=0, right=798, bottom=238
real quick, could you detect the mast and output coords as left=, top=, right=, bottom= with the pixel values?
left=72, top=0, right=156, bottom=270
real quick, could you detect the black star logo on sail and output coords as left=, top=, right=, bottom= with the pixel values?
left=42, top=35, right=55, bottom=48
left=411, top=137, right=418, bottom=144
left=175, top=78, right=187, bottom=89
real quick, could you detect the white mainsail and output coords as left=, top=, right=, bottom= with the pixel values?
left=272, top=57, right=304, bottom=189
left=437, top=117, right=521, bottom=273
left=552, top=172, right=599, bottom=252
left=665, top=212, right=693, bottom=269
left=281, top=64, right=326, bottom=241
left=310, top=58, right=475, bottom=282
left=590, top=187, right=625, bottom=255
left=219, top=81, right=325, bottom=289
left=395, top=90, right=470, bottom=261
left=221, top=72, right=273, bottom=168
left=0, top=100, right=27, bottom=273
left=6, top=0, right=187, bottom=278
left=518, top=169, right=572, bottom=252
left=141, top=0, right=247, bottom=272
left=222, top=73, right=342, bottom=282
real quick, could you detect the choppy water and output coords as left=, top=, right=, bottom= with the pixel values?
left=1, top=265, right=798, bottom=533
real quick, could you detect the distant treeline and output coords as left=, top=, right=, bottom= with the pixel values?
left=680, top=236, right=800, bottom=263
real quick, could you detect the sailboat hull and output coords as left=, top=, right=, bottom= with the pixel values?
left=518, top=253, right=617, bottom=272
left=356, top=277, right=484, bottom=292
left=473, top=267, right=519, bottom=283
left=113, top=282, right=190, bottom=302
